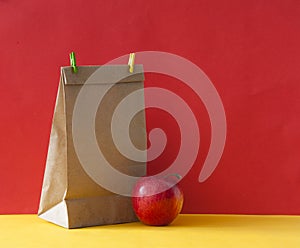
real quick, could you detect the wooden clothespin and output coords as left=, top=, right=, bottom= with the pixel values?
left=128, top=53, right=135, bottom=73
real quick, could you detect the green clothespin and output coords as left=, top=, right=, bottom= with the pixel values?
left=70, top=52, right=78, bottom=73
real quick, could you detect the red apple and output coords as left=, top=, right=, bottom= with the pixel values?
left=132, top=175, right=184, bottom=226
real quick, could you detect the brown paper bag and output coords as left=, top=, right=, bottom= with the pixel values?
left=38, top=65, right=146, bottom=228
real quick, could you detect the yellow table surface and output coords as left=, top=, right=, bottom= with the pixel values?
left=1, top=214, right=300, bottom=248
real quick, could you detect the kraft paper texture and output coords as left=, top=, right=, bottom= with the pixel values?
left=38, top=65, right=146, bottom=228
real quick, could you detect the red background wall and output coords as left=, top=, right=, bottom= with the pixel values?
left=1, top=0, right=300, bottom=214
